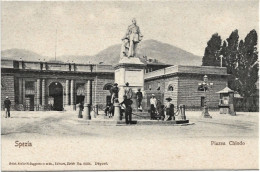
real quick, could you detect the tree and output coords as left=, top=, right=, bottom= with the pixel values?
left=220, top=40, right=228, bottom=67
left=235, top=29, right=258, bottom=110
left=220, top=30, right=239, bottom=91
left=203, top=29, right=258, bottom=111
left=224, top=30, right=239, bottom=74
left=202, top=33, right=222, bottom=66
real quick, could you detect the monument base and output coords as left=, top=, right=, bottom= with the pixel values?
left=119, top=57, right=144, bottom=64
left=114, top=57, right=146, bottom=103
left=202, top=106, right=212, bottom=118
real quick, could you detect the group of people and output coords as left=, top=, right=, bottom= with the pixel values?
left=104, top=83, right=174, bottom=123
left=150, top=94, right=174, bottom=121
left=105, top=82, right=143, bottom=124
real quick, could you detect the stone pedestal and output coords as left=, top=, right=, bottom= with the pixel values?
left=202, top=105, right=212, bottom=118
left=114, top=57, right=146, bottom=103
left=94, top=104, right=98, bottom=116
left=113, top=103, right=121, bottom=121
left=84, top=103, right=91, bottom=120
left=179, top=104, right=186, bottom=120
left=76, top=104, right=83, bottom=118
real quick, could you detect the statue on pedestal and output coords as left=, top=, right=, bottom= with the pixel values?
left=121, top=18, right=143, bottom=59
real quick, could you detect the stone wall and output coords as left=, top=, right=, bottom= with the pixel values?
left=177, top=74, right=227, bottom=109
left=144, top=74, right=227, bottom=109
left=1, top=74, right=15, bottom=110
left=93, top=75, right=114, bottom=109
left=144, top=77, right=179, bottom=105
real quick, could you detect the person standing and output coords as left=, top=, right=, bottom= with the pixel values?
left=4, top=96, right=11, bottom=118
left=150, top=94, right=157, bottom=120
left=110, top=83, right=119, bottom=104
left=120, top=95, right=133, bottom=124
left=136, top=88, right=143, bottom=111
left=124, top=82, right=133, bottom=100
left=165, top=97, right=174, bottom=121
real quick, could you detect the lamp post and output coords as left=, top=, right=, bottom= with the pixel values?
left=198, top=75, right=213, bottom=118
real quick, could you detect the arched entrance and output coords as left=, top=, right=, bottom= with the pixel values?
left=49, top=82, right=63, bottom=111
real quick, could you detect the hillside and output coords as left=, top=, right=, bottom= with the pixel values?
left=1, top=39, right=202, bottom=65
left=1, top=48, right=44, bottom=61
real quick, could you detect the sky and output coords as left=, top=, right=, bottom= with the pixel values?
left=1, top=1, right=259, bottom=58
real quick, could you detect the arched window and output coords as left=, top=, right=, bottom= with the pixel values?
left=103, top=83, right=113, bottom=90
left=168, top=85, right=174, bottom=91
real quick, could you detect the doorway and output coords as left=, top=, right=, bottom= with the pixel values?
left=25, top=95, right=34, bottom=111
left=49, top=82, right=63, bottom=111
left=106, top=95, right=111, bottom=106
left=76, top=95, right=85, bottom=105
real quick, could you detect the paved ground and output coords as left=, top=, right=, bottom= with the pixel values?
left=1, top=110, right=258, bottom=139
left=1, top=110, right=259, bottom=170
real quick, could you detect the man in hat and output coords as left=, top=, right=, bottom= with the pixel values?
left=4, top=96, right=11, bottom=118
left=124, top=82, right=133, bottom=100
left=165, top=97, right=174, bottom=121
left=150, top=94, right=157, bottom=120
left=120, top=95, right=133, bottom=124
left=110, top=83, right=119, bottom=104
left=136, top=88, right=143, bottom=111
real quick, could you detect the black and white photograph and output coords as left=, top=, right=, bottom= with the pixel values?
left=1, top=0, right=259, bottom=171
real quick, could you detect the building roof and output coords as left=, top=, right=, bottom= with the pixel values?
left=216, top=86, right=234, bottom=94
left=144, top=65, right=228, bottom=80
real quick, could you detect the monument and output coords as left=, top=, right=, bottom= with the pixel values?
left=114, top=18, right=146, bottom=103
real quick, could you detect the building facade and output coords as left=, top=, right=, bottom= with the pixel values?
left=1, top=59, right=228, bottom=111
left=144, top=65, right=228, bottom=109
left=1, top=59, right=114, bottom=111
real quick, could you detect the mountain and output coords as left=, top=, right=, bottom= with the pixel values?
left=1, top=39, right=202, bottom=65
left=1, top=49, right=93, bottom=64
left=1, top=48, right=44, bottom=61
left=94, top=39, right=202, bottom=65
left=137, top=39, right=202, bottom=66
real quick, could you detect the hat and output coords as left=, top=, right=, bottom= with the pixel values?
left=113, top=83, right=118, bottom=86
left=125, top=82, right=129, bottom=86
left=152, top=94, right=155, bottom=96
left=6, top=96, right=8, bottom=99
left=166, top=97, right=172, bottom=101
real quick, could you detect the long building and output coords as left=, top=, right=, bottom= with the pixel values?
left=1, top=59, right=228, bottom=111
left=144, top=65, right=228, bottom=109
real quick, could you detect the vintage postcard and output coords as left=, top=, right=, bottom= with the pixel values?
left=1, top=0, right=259, bottom=171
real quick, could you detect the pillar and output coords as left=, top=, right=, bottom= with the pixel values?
left=84, top=80, right=91, bottom=120
left=18, top=78, right=23, bottom=104
left=65, top=80, right=70, bottom=106
left=86, top=80, right=92, bottom=104
left=77, top=104, right=83, bottom=118
left=229, top=92, right=236, bottom=116
left=42, top=79, right=46, bottom=109
left=36, top=79, right=41, bottom=110
left=113, top=102, right=121, bottom=121
left=71, top=80, right=75, bottom=110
